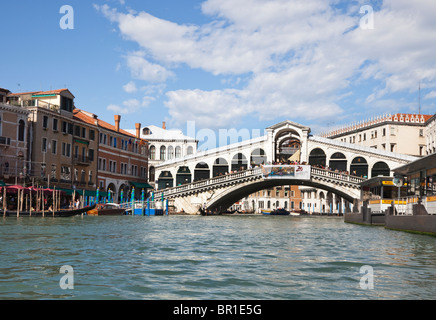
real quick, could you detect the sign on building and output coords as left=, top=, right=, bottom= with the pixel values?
left=261, top=165, right=311, bottom=180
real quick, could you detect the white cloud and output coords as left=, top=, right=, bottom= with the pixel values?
left=425, top=91, right=436, bottom=100
left=98, top=0, right=436, bottom=128
left=107, top=99, right=143, bottom=114
left=125, top=52, right=174, bottom=83
left=123, top=81, right=137, bottom=93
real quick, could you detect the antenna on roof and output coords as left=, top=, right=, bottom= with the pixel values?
left=418, top=80, right=421, bottom=115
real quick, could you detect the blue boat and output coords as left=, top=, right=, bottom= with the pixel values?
left=262, top=209, right=290, bottom=216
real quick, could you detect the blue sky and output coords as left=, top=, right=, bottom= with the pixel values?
left=1, top=0, right=435, bottom=140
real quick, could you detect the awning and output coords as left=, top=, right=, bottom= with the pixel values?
left=0, top=181, right=5, bottom=187
left=129, top=181, right=154, bottom=189
left=394, top=153, right=436, bottom=176
left=58, top=188, right=103, bottom=197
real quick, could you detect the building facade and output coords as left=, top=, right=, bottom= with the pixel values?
left=7, top=89, right=98, bottom=192
left=128, top=122, right=198, bottom=187
left=322, top=113, right=432, bottom=157
left=425, top=113, right=436, bottom=155
left=242, top=185, right=303, bottom=214
left=76, top=112, right=149, bottom=202
left=0, top=100, right=30, bottom=185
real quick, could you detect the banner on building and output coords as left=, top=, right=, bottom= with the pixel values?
left=261, top=165, right=311, bottom=180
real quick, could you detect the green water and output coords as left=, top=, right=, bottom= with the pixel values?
left=0, top=215, right=435, bottom=300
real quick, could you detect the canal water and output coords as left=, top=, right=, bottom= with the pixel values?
left=0, top=215, right=435, bottom=300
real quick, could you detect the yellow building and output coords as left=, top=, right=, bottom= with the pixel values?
left=6, top=89, right=98, bottom=190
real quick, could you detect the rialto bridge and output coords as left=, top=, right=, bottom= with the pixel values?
left=154, top=121, right=418, bottom=214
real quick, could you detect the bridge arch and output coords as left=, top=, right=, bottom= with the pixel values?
left=274, top=128, right=302, bottom=162
left=328, top=152, right=348, bottom=172
left=213, top=158, right=229, bottom=177
left=158, top=171, right=174, bottom=189
left=250, top=148, right=267, bottom=166
left=231, top=153, right=248, bottom=172
left=309, top=148, right=327, bottom=167
left=176, top=166, right=191, bottom=185
left=371, top=161, right=390, bottom=177
left=350, top=156, right=369, bottom=178
left=194, top=162, right=210, bottom=181
left=205, top=178, right=358, bottom=213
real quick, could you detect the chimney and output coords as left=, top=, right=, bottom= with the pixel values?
left=135, top=123, right=141, bottom=139
left=114, top=115, right=121, bottom=132
left=162, top=121, right=166, bottom=130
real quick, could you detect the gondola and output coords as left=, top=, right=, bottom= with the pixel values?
left=1, top=205, right=96, bottom=218
left=199, top=207, right=221, bottom=216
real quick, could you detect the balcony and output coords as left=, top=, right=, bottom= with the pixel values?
left=73, top=156, right=93, bottom=166
left=9, top=100, right=60, bottom=113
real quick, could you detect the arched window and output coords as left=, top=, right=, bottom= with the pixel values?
left=160, top=146, right=166, bottom=161
left=18, top=119, right=25, bottom=142
left=149, top=146, right=156, bottom=160
left=187, top=146, right=194, bottom=155
left=149, top=166, right=155, bottom=182
left=175, top=146, right=182, bottom=158
left=168, top=146, right=174, bottom=160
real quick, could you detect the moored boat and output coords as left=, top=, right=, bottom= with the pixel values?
left=1, top=205, right=96, bottom=218
left=263, top=208, right=290, bottom=216
left=87, top=203, right=127, bottom=216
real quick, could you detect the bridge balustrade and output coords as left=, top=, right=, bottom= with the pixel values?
left=311, top=167, right=366, bottom=184
left=155, top=166, right=365, bottom=199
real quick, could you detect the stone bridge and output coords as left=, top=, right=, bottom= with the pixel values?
left=153, top=120, right=418, bottom=214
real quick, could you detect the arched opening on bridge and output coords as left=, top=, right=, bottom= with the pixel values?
left=194, top=162, right=210, bottom=182
left=275, top=129, right=301, bottom=163
left=213, top=158, right=229, bottom=177
left=371, top=161, right=390, bottom=178
left=232, top=153, right=248, bottom=172
left=350, top=157, right=368, bottom=178
left=158, top=171, right=173, bottom=190
left=149, top=166, right=155, bottom=183
left=176, top=166, right=192, bottom=186
left=309, top=148, right=326, bottom=167
left=250, top=148, right=267, bottom=166
left=329, top=152, right=347, bottom=172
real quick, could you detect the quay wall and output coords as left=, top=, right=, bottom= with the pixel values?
left=385, top=215, right=436, bottom=235
left=345, top=204, right=436, bottom=236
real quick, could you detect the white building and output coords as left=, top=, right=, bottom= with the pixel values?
left=425, top=113, right=436, bottom=155
left=321, top=113, right=432, bottom=157
left=127, top=122, right=198, bottom=187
